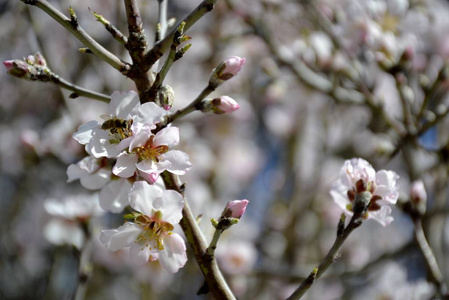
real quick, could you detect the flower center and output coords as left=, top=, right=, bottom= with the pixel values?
left=134, top=214, right=173, bottom=251
left=134, top=135, right=169, bottom=162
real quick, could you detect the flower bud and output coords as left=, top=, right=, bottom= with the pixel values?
left=156, top=85, right=175, bottom=110
left=210, top=56, right=246, bottom=85
left=222, top=199, right=249, bottom=219
left=200, top=96, right=240, bottom=114
left=410, top=180, right=427, bottom=215
left=212, top=96, right=239, bottom=114
left=26, top=55, right=35, bottom=65
left=3, top=59, right=31, bottom=78
left=34, top=52, right=47, bottom=67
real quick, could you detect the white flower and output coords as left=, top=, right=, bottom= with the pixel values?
left=67, top=155, right=133, bottom=213
left=100, top=181, right=187, bottom=273
left=112, top=126, right=192, bottom=183
left=330, top=158, right=399, bottom=226
left=72, top=91, right=164, bottom=158
left=67, top=156, right=110, bottom=190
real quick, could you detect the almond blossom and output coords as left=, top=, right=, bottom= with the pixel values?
left=330, top=158, right=399, bottom=226
left=100, top=181, right=187, bottom=273
left=72, top=91, right=166, bottom=158
left=112, top=125, right=191, bottom=183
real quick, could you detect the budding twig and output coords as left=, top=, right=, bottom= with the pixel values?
left=21, top=0, right=130, bottom=74
left=287, top=193, right=370, bottom=300
left=155, top=0, right=168, bottom=43
left=160, top=171, right=236, bottom=300
left=89, top=8, right=128, bottom=45
left=143, top=0, right=218, bottom=70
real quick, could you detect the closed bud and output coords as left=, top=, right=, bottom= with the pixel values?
left=210, top=56, right=246, bottom=86
left=410, top=180, right=427, bottom=215
left=221, top=199, right=249, bottom=219
left=3, top=59, right=31, bottom=78
left=199, top=96, right=240, bottom=114
left=156, top=85, right=175, bottom=110
left=34, top=52, right=47, bottom=67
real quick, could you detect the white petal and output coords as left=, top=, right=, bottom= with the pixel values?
left=136, top=102, right=167, bottom=125
left=113, top=154, right=138, bottom=178
left=159, top=233, right=187, bottom=273
left=109, top=91, right=140, bottom=119
left=99, top=179, right=132, bottom=212
left=44, top=219, right=84, bottom=249
left=368, top=206, right=394, bottom=226
left=67, top=164, right=85, bottom=182
left=129, top=124, right=152, bottom=149
left=129, top=181, right=162, bottom=215
left=153, top=127, right=179, bottom=147
left=330, top=181, right=352, bottom=213
left=129, top=242, right=157, bottom=265
left=72, top=121, right=99, bottom=144
left=100, top=222, right=142, bottom=251
left=80, top=168, right=110, bottom=190
left=161, top=150, right=192, bottom=175
left=159, top=190, right=184, bottom=224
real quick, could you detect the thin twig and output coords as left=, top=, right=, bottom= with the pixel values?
left=143, top=0, right=218, bottom=70
left=161, top=171, right=236, bottom=300
left=21, top=0, right=130, bottom=73
left=155, top=0, right=168, bottom=43
left=413, top=218, right=447, bottom=296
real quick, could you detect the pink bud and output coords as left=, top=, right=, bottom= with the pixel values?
left=34, top=52, right=47, bottom=67
left=3, top=60, right=14, bottom=71
left=211, top=56, right=246, bottom=83
left=212, top=96, right=240, bottom=114
left=140, top=171, right=159, bottom=184
left=222, top=199, right=249, bottom=219
left=221, top=56, right=246, bottom=77
left=26, top=55, right=35, bottom=65
left=411, top=180, right=427, bottom=204
left=3, top=59, right=30, bottom=78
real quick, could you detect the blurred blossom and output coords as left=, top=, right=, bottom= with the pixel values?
left=352, top=262, right=435, bottom=300
left=216, top=240, right=257, bottom=275
left=330, top=158, right=399, bottom=226
left=43, top=193, right=103, bottom=249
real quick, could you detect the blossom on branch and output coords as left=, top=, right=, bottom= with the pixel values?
left=330, top=158, right=399, bottom=226
left=100, top=181, right=187, bottom=273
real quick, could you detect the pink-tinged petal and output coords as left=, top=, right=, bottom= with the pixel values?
left=109, top=90, right=140, bottom=119
left=72, top=121, right=99, bottom=144
left=153, top=127, right=179, bottom=147
left=375, top=170, right=399, bottom=203
left=130, top=242, right=155, bottom=265
left=99, top=179, right=132, bottom=212
left=100, top=222, right=142, bottom=251
left=113, top=154, right=138, bottom=178
left=136, top=102, right=167, bottom=125
left=80, top=168, right=110, bottom=190
left=138, top=171, right=159, bottom=184
left=159, top=190, right=184, bottom=224
left=160, top=150, right=192, bottom=175
left=129, top=181, right=162, bottom=215
left=159, top=233, right=187, bottom=273
left=367, top=206, right=394, bottom=226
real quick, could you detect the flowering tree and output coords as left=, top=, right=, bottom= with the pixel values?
left=2, top=0, right=449, bottom=299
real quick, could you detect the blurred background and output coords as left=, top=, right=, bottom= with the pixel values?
left=1, top=0, right=449, bottom=299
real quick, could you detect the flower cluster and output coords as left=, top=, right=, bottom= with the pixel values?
left=68, top=90, right=192, bottom=213
left=330, top=158, right=399, bottom=226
